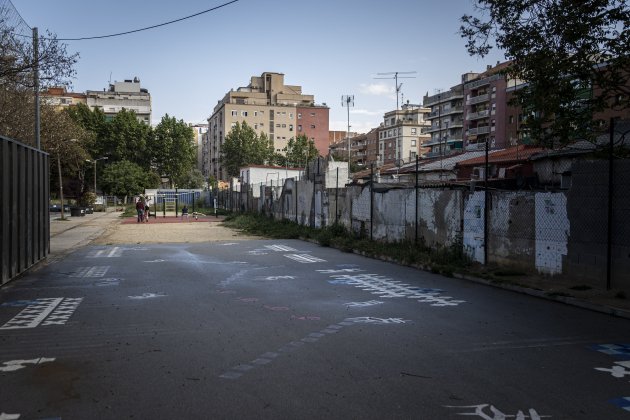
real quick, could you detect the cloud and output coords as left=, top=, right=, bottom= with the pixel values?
left=350, top=108, right=386, bottom=117
left=359, top=83, right=396, bottom=99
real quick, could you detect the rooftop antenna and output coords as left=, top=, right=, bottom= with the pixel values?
left=374, top=71, right=417, bottom=110
left=341, top=95, right=354, bottom=165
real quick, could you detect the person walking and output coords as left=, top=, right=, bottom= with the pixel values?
left=136, top=198, right=145, bottom=223
left=144, top=201, right=150, bottom=223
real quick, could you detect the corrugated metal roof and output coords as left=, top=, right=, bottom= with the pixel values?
left=456, top=146, right=544, bottom=167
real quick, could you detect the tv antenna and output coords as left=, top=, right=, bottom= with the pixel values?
left=374, top=71, right=417, bottom=110
left=341, top=95, right=354, bottom=163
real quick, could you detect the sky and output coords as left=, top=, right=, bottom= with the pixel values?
left=14, top=0, right=506, bottom=133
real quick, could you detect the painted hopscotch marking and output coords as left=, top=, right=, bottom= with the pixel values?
left=0, top=298, right=82, bottom=330
left=87, top=247, right=122, bottom=258
left=320, top=272, right=465, bottom=307
left=345, top=300, right=384, bottom=308
left=265, top=244, right=298, bottom=252
left=219, top=317, right=406, bottom=380
left=610, top=397, right=630, bottom=412
left=591, top=343, right=630, bottom=357
left=0, top=357, right=55, bottom=372
left=285, top=254, right=326, bottom=263
left=247, top=249, right=268, bottom=255
left=69, top=266, right=109, bottom=278
left=41, top=298, right=83, bottom=326
left=318, top=268, right=363, bottom=274
left=445, top=404, right=551, bottom=419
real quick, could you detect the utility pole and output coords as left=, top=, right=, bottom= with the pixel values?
left=375, top=71, right=417, bottom=110
left=341, top=95, right=354, bottom=165
left=33, top=27, right=40, bottom=149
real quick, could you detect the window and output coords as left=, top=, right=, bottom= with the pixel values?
left=231, top=110, right=237, bottom=116
left=411, top=128, right=417, bottom=135
left=411, top=140, right=416, bottom=147
left=298, top=125, right=302, bottom=131
left=310, top=112, right=315, bottom=117
left=289, top=124, right=293, bottom=131
left=254, top=124, right=258, bottom=129
left=254, top=111, right=258, bottom=117
left=276, top=124, right=280, bottom=128
left=289, top=113, right=293, bottom=118
left=242, top=111, right=248, bottom=117
left=282, top=124, right=286, bottom=128
left=231, top=122, right=236, bottom=128
left=298, top=113, right=302, bottom=119
left=310, top=124, right=316, bottom=129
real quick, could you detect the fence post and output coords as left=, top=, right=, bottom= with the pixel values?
left=370, top=164, right=374, bottom=241
left=335, top=167, right=339, bottom=225
left=606, top=118, right=614, bottom=290
left=484, top=139, right=489, bottom=266
left=415, top=155, right=419, bottom=244
left=295, top=179, right=299, bottom=224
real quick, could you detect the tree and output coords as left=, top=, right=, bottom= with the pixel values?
left=221, top=122, right=274, bottom=177
left=277, top=134, right=319, bottom=167
left=0, top=12, right=78, bottom=146
left=40, top=106, right=90, bottom=219
left=175, top=168, right=206, bottom=189
left=99, top=160, right=155, bottom=203
left=460, top=0, right=630, bottom=146
left=149, top=114, right=196, bottom=187
left=101, top=109, right=152, bottom=167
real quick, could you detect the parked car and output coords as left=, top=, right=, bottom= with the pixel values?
left=49, top=204, right=70, bottom=213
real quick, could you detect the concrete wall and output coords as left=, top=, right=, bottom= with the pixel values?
left=251, top=158, right=630, bottom=292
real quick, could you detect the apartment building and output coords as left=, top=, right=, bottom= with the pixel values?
left=86, top=77, right=152, bottom=124
left=423, top=85, right=465, bottom=157
left=377, top=102, right=431, bottom=166
left=206, top=72, right=329, bottom=181
left=189, top=123, right=208, bottom=175
left=462, top=62, right=511, bottom=151
left=42, top=87, right=86, bottom=109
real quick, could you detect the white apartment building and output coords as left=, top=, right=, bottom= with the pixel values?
left=378, top=102, right=431, bottom=166
left=86, top=77, right=152, bottom=124
left=206, top=72, right=329, bottom=181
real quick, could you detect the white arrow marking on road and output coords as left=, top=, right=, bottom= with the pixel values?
left=0, top=357, right=55, bottom=372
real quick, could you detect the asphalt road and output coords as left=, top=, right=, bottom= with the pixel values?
left=1, top=239, right=629, bottom=419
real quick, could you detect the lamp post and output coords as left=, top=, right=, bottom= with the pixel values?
left=86, top=157, right=108, bottom=208
left=86, top=156, right=108, bottom=192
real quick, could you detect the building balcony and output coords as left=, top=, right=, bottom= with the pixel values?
left=422, top=137, right=463, bottom=148
left=466, top=109, right=490, bottom=121
left=467, top=126, right=491, bottom=135
left=428, top=106, right=463, bottom=118
left=424, top=90, right=464, bottom=106
left=467, top=93, right=490, bottom=105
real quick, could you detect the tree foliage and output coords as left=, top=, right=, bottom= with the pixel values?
left=175, top=168, right=205, bottom=189
left=99, top=160, right=156, bottom=200
left=221, top=122, right=275, bottom=177
left=149, top=114, right=196, bottom=187
left=461, top=0, right=630, bottom=145
left=0, top=11, right=78, bottom=146
left=276, top=134, right=319, bottom=167
left=101, top=109, right=152, bottom=167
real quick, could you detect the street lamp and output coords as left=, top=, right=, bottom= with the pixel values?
left=86, top=156, right=108, bottom=201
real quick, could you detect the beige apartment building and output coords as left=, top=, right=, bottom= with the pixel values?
left=378, top=102, right=431, bottom=165
left=206, top=72, right=329, bottom=181
left=86, top=78, right=152, bottom=124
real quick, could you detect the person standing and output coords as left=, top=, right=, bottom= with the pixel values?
left=144, top=200, right=150, bottom=223
left=136, top=198, right=145, bottom=223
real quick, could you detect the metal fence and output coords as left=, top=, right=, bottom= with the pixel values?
left=1, top=135, right=49, bottom=286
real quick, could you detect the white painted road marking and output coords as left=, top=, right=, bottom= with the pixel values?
left=128, top=293, right=166, bottom=300
left=0, top=297, right=83, bottom=330
left=445, top=404, right=550, bottom=419
left=265, top=244, right=298, bottom=252
left=69, top=266, right=109, bottom=278
left=0, top=357, right=55, bottom=372
left=285, top=254, right=326, bottom=263
left=87, top=247, right=122, bottom=258
left=0, top=413, right=20, bottom=420
left=595, top=361, right=630, bottom=379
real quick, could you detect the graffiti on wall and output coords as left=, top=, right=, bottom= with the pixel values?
left=534, top=193, right=569, bottom=275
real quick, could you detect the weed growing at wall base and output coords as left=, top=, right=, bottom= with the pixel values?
left=222, top=214, right=472, bottom=274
